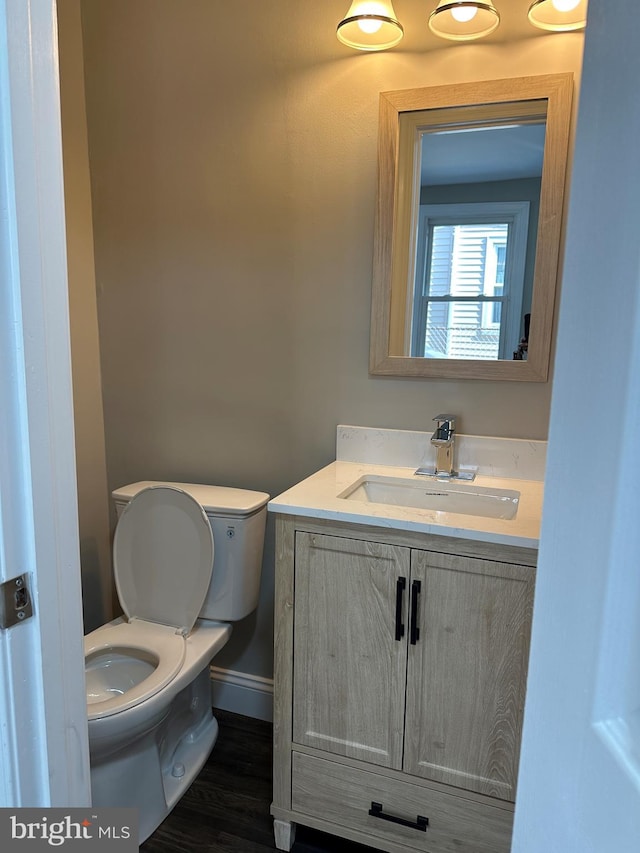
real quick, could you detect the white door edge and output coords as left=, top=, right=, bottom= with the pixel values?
left=0, top=0, right=90, bottom=806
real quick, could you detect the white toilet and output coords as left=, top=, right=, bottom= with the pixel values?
left=84, top=480, right=269, bottom=843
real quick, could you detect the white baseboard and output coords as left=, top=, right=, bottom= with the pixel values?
left=209, top=665, right=273, bottom=722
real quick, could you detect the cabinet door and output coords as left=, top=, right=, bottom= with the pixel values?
left=404, top=550, right=534, bottom=800
left=293, top=532, right=409, bottom=769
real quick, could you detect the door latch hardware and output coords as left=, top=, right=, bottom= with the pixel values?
left=0, top=574, right=33, bottom=629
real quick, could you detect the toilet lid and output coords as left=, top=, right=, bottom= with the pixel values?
left=113, top=486, right=214, bottom=633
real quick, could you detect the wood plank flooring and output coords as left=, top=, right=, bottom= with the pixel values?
left=141, top=709, right=381, bottom=852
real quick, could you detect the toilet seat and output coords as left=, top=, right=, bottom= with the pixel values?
left=113, top=485, right=215, bottom=633
left=85, top=486, right=216, bottom=720
left=85, top=620, right=187, bottom=720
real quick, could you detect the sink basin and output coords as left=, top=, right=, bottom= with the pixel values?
left=338, top=475, right=520, bottom=520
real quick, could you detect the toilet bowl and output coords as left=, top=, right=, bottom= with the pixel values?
left=84, top=481, right=269, bottom=843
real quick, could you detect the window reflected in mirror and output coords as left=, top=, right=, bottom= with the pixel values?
left=411, top=117, right=545, bottom=361
left=413, top=206, right=529, bottom=360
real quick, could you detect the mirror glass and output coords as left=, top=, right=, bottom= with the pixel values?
left=370, top=75, right=573, bottom=381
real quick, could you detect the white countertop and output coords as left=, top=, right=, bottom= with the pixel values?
left=268, top=460, right=543, bottom=549
left=269, top=426, right=545, bottom=549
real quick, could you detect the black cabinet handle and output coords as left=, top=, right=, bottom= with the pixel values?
left=368, top=801, right=428, bottom=832
left=395, top=577, right=406, bottom=641
left=410, top=579, right=421, bottom=645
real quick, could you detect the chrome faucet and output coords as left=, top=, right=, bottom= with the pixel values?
left=430, top=414, right=456, bottom=478
left=415, top=414, right=475, bottom=481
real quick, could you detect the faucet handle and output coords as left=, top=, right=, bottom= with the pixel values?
left=432, top=414, right=456, bottom=429
left=431, top=414, right=456, bottom=445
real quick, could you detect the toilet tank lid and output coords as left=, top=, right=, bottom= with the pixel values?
left=112, top=481, right=269, bottom=517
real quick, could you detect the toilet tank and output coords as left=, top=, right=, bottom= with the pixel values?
left=112, top=481, right=269, bottom=622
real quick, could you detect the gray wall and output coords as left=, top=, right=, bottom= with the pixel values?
left=58, top=0, right=112, bottom=633
left=69, top=0, right=584, bottom=680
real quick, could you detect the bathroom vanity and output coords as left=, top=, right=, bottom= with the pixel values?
left=269, top=426, right=544, bottom=853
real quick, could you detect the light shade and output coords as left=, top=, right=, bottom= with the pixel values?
left=528, top=0, right=587, bottom=32
left=428, top=2, right=500, bottom=41
left=337, top=1, right=404, bottom=51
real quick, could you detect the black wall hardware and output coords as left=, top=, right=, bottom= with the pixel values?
left=368, top=801, right=428, bottom=832
left=410, top=578, right=421, bottom=645
left=395, top=576, right=406, bottom=640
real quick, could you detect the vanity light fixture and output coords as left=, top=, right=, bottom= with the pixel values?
left=428, top=1, right=500, bottom=41
left=527, top=0, right=587, bottom=32
left=337, top=1, right=404, bottom=51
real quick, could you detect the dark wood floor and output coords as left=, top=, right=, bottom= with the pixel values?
left=141, top=709, right=381, bottom=852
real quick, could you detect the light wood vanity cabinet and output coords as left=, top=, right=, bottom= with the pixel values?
left=272, top=516, right=536, bottom=853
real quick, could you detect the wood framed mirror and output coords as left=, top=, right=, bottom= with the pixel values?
left=370, top=73, right=573, bottom=381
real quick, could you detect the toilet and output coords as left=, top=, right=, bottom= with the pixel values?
left=84, top=480, right=269, bottom=843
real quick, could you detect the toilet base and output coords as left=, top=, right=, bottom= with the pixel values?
left=90, top=666, right=218, bottom=843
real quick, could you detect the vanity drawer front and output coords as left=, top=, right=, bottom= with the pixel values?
left=291, top=752, right=513, bottom=853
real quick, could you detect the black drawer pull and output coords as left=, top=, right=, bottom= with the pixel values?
left=395, top=577, right=406, bottom=641
left=410, top=579, right=421, bottom=645
left=368, top=801, right=428, bottom=832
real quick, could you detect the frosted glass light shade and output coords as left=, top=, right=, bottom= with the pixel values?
left=337, top=1, right=404, bottom=51
left=428, top=2, right=500, bottom=41
left=528, top=0, right=587, bottom=32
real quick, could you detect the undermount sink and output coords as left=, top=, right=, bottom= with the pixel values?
left=338, top=475, right=520, bottom=520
